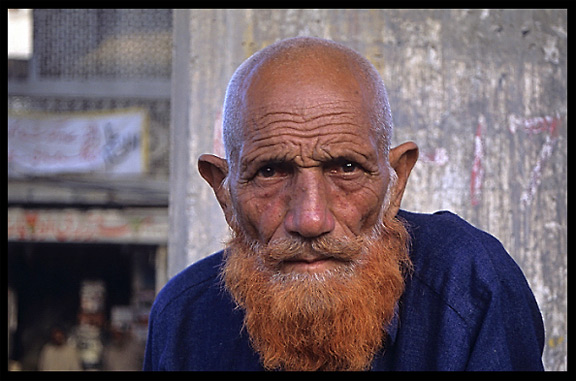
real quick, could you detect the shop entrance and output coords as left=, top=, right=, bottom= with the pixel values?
left=8, top=242, right=156, bottom=371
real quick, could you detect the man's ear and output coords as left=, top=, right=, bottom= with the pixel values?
left=198, top=154, right=232, bottom=221
left=387, top=141, right=419, bottom=216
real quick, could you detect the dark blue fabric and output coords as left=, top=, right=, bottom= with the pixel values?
left=143, top=210, right=545, bottom=371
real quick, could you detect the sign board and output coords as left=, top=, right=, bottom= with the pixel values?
left=8, top=108, right=149, bottom=176
left=7, top=207, right=168, bottom=244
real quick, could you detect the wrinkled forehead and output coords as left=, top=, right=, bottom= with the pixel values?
left=223, top=41, right=390, bottom=165
left=239, top=57, right=375, bottom=134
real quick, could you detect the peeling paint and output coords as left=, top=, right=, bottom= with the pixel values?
left=508, top=115, right=562, bottom=208
left=470, top=116, right=485, bottom=206
left=420, top=147, right=449, bottom=166
left=212, top=111, right=225, bottom=157
left=509, top=114, right=560, bottom=136
left=520, top=133, right=559, bottom=207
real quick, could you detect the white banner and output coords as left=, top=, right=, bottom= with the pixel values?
left=8, top=108, right=149, bottom=176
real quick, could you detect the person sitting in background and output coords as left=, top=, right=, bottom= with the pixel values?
left=102, top=326, right=143, bottom=371
left=38, top=327, right=82, bottom=371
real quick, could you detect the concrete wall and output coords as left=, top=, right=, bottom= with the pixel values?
left=170, top=9, right=567, bottom=370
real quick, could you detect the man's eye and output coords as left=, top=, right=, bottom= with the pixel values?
left=258, top=165, right=277, bottom=178
left=330, top=160, right=362, bottom=175
left=255, top=163, right=290, bottom=179
left=341, top=162, right=358, bottom=173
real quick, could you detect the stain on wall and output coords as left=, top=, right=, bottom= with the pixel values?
left=172, top=9, right=566, bottom=370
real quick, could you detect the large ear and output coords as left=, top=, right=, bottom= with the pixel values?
left=387, top=141, right=419, bottom=216
left=198, top=154, right=232, bottom=221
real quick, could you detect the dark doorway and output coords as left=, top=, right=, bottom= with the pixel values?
left=8, top=242, right=155, bottom=370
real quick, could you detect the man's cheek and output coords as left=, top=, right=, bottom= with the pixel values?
left=257, top=203, right=290, bottom=243
left=332, top=192, right=383, bottom=235
left=234, top=196, right=287, bottom=243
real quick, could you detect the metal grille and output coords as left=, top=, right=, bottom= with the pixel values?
left=33, top=9, right=172, bottom=79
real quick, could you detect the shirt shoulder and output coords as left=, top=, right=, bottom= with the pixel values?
left=145, top=251, right=263, bottom=370
left=151, top=251, right=224, bottom=316
left=397, top=209, right=532, bottom=325
left=392, top=210, right=544, bottom=370
left=399, top=209, right=519, bottom=279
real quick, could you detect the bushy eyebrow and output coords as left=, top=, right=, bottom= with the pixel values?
left=237, top=133, right=380, bottom=178
left=243, top=154, right=371, bottom=177
left=239, top=153, right=288, bottom=177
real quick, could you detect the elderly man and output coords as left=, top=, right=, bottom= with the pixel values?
left=144, top=37, right=544, bottom=371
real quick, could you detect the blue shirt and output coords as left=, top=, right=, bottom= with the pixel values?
left=143, top=210, right=545, bottom=371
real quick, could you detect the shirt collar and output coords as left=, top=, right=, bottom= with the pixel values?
left=386, top=302, right=400, bottom=346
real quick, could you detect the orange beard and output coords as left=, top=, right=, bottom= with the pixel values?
left=222, top=216, right=412, bottom=371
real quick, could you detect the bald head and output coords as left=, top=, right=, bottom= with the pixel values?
left=222, top=37, right=394, bottom=164
left=199, top=35, right=418, bottom=248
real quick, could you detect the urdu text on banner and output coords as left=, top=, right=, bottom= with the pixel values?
left=8, top=108, right=149, bottom=176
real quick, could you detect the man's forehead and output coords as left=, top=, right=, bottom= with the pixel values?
left=240, top=64, right=371, bottom=129
left=223, top=38, right=392, bottom=163
left=244, top=98, right=366, bottom=124
left=245, top=53, right=363, bottom=94
left=233, top=78, right=380, bottom=166
left=238, top=96, right=375, bottom=149
left=236, top=98, right=381, bottom=170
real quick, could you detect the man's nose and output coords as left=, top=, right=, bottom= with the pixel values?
left=284, top=170, right=335, bottom=239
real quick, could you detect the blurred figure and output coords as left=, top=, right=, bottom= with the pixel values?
left=102, top=327, right=143, bottom=371
left=38, top=327, right=82, bottom=371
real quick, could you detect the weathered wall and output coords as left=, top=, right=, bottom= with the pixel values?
left=170, top=9, right=566, bottom=370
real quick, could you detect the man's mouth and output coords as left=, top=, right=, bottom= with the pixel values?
left=281, top=256, right=342, bottom=273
